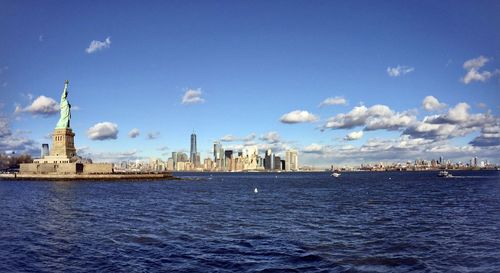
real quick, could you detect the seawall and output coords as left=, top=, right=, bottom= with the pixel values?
left=0, top=173, right=178, bottom=181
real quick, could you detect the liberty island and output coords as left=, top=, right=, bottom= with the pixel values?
left=0, top=81, right=175, bottom=181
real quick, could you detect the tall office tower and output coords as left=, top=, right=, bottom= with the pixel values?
left=285, top=149, right=299, bottom=171
left=213, top=141, right=225, bottom=170
left=172, top=152, right=178, bottom=169
left=190, top=133, right=198, bottom=166
left=41, top=143, right=49, bottom=158
left=264, top=150, right=275, bottom=170
left=213, top=141, right=221, bottom=160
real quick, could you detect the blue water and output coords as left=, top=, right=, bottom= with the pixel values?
left=0, top=171, right=499, bottom=272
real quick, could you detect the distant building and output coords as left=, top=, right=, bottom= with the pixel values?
left=41, top=144, right=49, bottom=158
left=171, top=152, right=178, bottom=169
left=167, top=158, right=174, bottom=171
left=177, top=152, right=188, bottom=163
left=213, top=141, right=225, bottom=170
left=190, top=133, right=200, bottom=167
left=285, top=149, right=299, bottom=171
left=264, top=149, right=275, bottom=170
left=204, top=158, right=214, bottom=171
left=274, top=156, right=281, bottom=170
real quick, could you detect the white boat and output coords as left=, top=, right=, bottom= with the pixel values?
left=437, top=170, right=453, bottom=178
left=331, top=172, right=341, bottom=177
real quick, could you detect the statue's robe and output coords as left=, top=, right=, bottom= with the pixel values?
left=56, top=86, right=71, bottom=129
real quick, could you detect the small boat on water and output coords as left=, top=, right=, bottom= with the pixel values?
left=437, top=170, right=453, bottom=178
left=331, top=171, right=341, bottom=177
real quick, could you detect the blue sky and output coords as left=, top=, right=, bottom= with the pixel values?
left=1, top=0, right=499, bottom=166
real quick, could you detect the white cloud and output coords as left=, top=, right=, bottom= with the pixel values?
left=404, top=103, right=497, bottom=141
left=85, top=37, right=111, bottom=54
left=323, top=104, right=414, bottom=131
left=221, top=135, right=238, bottom=142
left=15, top=95, right=59, bottom=116
left=319, top=96, right=347, bottom=107
left=260, top=131, right=281, bottom=144
left=280, top=110, right=319, bottom=124
left=344, top=131, right=363, bottom=141
left=147, top=131, right=160, bottom=140
left=128, top=128, right=140, bottom=138
left=221, top=133, right=258, bottom=143
left=87, top=122, right=118, bottom=140
left=461, top=56, right=499, bottom=84
left=425, top=102, right=470, bottom=124
left=469, top=123, right=500, bottom=147
left=302, top=143, right=325, bottom=154
left=182, top=88, right=205, bottom=105
left=387, top=65, right=414, bottom=77
left=300, top=134, right=500, bottom=167
left=365, top=112, right=415, bottom=131
left=422, top=96, right=447, bottom=111
left=0, top=66, right=8, bottom=74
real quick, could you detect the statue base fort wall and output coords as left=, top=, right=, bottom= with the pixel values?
left=20, top=163, right=113, bottom=175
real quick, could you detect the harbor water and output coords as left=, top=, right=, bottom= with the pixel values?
left=0, top=171, right=499, bottom=272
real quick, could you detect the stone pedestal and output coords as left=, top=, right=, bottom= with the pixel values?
left=50, top=128, right=76, bottom=158
left=34, top=128, right=76, bottom=164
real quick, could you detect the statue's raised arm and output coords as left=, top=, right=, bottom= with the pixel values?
left=55, top=80, right=71, bottom=129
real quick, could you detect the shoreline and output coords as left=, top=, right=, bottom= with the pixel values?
left=0, top=173, right=178, bottom=181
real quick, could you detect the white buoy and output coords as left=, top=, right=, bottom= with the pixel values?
left=254, top=187, right=258, bottom=193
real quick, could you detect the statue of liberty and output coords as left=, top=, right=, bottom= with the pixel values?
left=55, top=80, right=71, bottom=129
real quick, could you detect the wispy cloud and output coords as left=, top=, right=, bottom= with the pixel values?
left=157, top=146, right=169, bottom=151
left=260, top=131, right=281, bottom=144
left=387, top=65, right=414, bottom=77
left=85, top=37, right=111, bottom=54
left=220, top=133, right=256, bottom=142
left=461, top=55, right=499, bottom=84
left=87, top=122, right=119, bottom=140
left=280, top=110, right=319, bottom=124
left=182, top=88, right=205, bottom=105
left=0, top=116, right=38, bottom=155
left=319, top=96, right=347, bottom=107
left=147, top=131, right=160, bottom=140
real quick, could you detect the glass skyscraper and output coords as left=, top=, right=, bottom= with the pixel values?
left=190, top=133, right=199, bottom=167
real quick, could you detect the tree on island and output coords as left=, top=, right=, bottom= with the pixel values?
left=0, top=153, right=33, bottom=171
